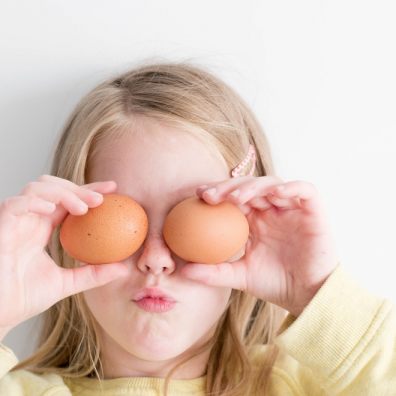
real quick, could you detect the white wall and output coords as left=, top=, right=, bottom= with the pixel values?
left=1, top=0, right=395, bottom=360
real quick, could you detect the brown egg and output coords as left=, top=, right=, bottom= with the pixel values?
left=60, top=193, right=148, bottom=264
left=163, top=196, right=249, bottom=264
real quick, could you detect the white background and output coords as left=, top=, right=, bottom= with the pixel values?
left=1, top=0, right=395, bottom=359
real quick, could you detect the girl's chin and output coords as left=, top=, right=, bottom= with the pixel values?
left=124, top=331, right=187, bottom=360
left=128, top=342, right=185, bottom=362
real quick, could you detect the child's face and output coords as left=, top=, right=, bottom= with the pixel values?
left=83, top=117, right=232, bottom=378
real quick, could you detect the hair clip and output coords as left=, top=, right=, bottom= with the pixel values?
left=231, top=144, right=257, bottom=178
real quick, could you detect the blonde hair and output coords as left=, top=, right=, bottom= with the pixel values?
left=12, top=61, right=287, bottom=395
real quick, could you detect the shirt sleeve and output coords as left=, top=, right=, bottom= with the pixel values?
left=0, top=342, right=71, bottom=395
left=0, top=343, right=19, bottom=378
left=274, top=264, right=396, bottom=395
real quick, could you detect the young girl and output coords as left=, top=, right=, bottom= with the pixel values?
left=0, top=62, right=394, bottom=396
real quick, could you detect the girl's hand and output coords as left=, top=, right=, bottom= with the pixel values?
left=180, top=176, right=339, bottom=317
left=0, top=175, right=128, bottom=334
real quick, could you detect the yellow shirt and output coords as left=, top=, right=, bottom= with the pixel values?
left=1, top=265, right=395, bottom=395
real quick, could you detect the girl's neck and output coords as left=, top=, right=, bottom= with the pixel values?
left=99, top=334, right=211, bottom=380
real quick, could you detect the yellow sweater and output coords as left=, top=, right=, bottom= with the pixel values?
left=1, top=265, right=395, bottom=395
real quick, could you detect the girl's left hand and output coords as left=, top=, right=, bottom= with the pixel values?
left=180, top=176, right=339, bottom=317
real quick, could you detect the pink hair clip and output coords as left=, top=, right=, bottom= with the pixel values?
left=231, top=144, right=257, bottom=178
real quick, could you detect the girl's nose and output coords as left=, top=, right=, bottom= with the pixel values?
left=136, top=234, right=176, bottom=276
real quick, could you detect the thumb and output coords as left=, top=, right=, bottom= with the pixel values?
left=181, top=261, right=247, bottom=291
left=61, top=262, right=129, bottom=298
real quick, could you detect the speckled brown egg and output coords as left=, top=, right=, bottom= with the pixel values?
left=163, top=196, right=249, bottom=264
left=60, top=193, right=148, bottom=264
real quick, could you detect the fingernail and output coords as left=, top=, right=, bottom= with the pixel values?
left=79, top=202, right=88, bottom=211
left=205, top=188, right=217, bottom=196
left=91, top=192, right=103, bottom=202
left=230, top=189, right=240, bottom=198
left=44, top=201, right=56, bottom=211
left=104, top=180, right=117, bottom=188
left=197, top=185, right=208, bottom=193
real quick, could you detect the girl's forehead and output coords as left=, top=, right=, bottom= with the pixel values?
left=87, top=129, right=229, bottom=202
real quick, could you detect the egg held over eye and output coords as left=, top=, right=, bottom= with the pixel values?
left=163, top=196, right=250, bottom=264
left=60, top=193, right=148, bottom=264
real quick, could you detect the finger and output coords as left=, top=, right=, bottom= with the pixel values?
left=238, top=203, right=253, bottom=216
left=61, top=262, right=129, bottom=297
left=195, top=177, right=247, bottom=195
left=197, top=175, right=282, bottom=205
left=37, top=174, right=117, bottom=203
left=22, top=181, right=96, bottom=216
left=196, top=175, right=266, bottom=197
left=49, top=179, right=118, bottom=226
left=49, top=180, right=117, bottom=228
left=83, top=180, right=118, bottom=194
left=38, top=174, right=117, bottom=191
left=180, top=261, right=247, bottom=291
left=269, top=181, right=322, bottom=214
left=245, top=196, right=273, bottom=211
left=229, top=177, right=289, bottom=205
left=266, top=193, right=302, bottom=210
left=195, top=177, right=254, bottom=201
left=22, top=178, right=118, bottom=216
left=1, top=195, right=56, bottom=217
left=198, top=176, right=259, bottom=204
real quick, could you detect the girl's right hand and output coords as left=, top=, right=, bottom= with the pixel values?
left=0, top=175, right=128, bottom=336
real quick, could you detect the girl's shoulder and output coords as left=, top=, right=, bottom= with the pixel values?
left=0, top=343, right=71, bottom=395
left=251, top=264, right=396, bottom=395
